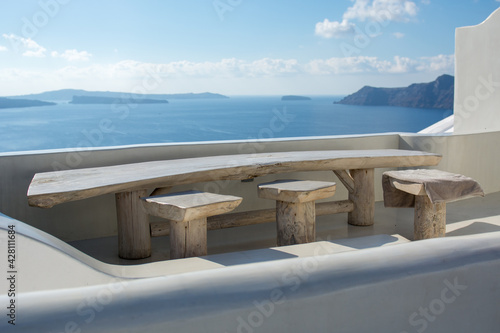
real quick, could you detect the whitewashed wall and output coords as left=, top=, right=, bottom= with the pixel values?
left=454, top=7, right=500, bottom=134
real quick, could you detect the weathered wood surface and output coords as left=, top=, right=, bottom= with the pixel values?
left=389, top=179, right=427, bottom=196
left=142, top=190, right=242, bottom=222
left=116, top=190, right=151, bottom=259
left=276, top=201, right=315, bottom=246
left=257, top=180, right=336, bottom=203
left=28, top=149, right=441, bottom=208
left=348, top=169, right=375, bottom=226
left=144, top=191, right=242, bottom=259
left=258, top=180, right=337, bottom=246
left=333, top=170, right=354, bottom=193
left=150, top=199, right=355, bottom=237
left=414, top=195, right=446, bottom=240
left=170, top=218, right=207, bottom=259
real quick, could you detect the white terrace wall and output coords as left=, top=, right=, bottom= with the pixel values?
left=454, top=7, right=500, bottom=134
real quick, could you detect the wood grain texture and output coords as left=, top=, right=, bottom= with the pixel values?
left=28, top=149, right=441, bottom=208
left=258, top=180, right=336, bottom=203
left=389, top=179, right=426, bottom=196
left=116, top=190, right=151, bottom=259
left=170, top=218, right=207, bottom=259
left=414, top=195, right=446, bottom=240
left=142, top=190, right=242, bottom=222
left=348, top=168, right=375, bottom=226
left=333, top=170, right=354, bottom=193
left=150, top=200, right=355, bottom=237
left=276, top=201, right=315, bottom=246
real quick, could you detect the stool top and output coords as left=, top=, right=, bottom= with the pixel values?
left=143, top=190, right=242, bottom=222
left=258, top=179, right=336, bottom=203
left=383, top=169, right=484, bottom=207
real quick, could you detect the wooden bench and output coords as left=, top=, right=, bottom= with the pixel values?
left=258, top=180, right=336, bottom=246
left=27, top=149, right=442, bottom=259
left=142, top=191, right=242, bottom=259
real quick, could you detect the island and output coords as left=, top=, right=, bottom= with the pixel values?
left=69, top=96, right=168, bottom=105
left=8, top=89, right=228, bottom=101
left=336, top=74, right=454, bottom=110
left=0, top=97, right=56, bottom=109
left=281, top=95, right=312, bottom=101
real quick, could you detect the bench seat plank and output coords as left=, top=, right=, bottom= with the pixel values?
left=28, top=149, right=441, bottom=208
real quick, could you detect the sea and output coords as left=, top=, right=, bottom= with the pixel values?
left=0, top=96, right=452, bottom=153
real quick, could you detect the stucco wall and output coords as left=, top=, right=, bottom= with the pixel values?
left=399, top=131, right=500, bottom=195
left=454, top=8, right=500, bottom=134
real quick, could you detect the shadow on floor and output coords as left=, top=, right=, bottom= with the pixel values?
left=447, top=222, right=500, bottom=237
left=205, top=248, right=298, bottom=266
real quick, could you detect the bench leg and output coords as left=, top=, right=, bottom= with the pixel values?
left=276, top=201, right=315, bottom=246
left=348, top=168, right=375, bottom=226
left=414, top=195, right=446, bottom=240
left=170, top=218, right=207, bottom=259
left=116, top=190, right=151, bottom=259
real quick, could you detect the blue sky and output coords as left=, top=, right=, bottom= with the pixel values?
left=0, top=0, right=499, bottom=96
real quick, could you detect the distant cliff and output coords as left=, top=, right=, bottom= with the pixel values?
left=8, top=89, right=228, bottom=101
left=336, top=75, right=454, bottom=110
left=0, top=97, right=56, bottom=109
left=69, top=96, right=168, bottom=104
left=281, top=95, right=312, bottom=101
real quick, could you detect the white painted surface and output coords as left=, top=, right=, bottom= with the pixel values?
left=0, top=213, right=409, bottom=292
left=419, top=115, right=454, bottom=134
left=1, top=212, right=499, bottom=332
left=454, top=8, right=500, bottom=134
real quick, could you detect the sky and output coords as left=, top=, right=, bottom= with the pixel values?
left=0, top=0, right=499, bottom=96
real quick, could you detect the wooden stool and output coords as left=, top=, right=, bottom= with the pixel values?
left=142, top=190, right=242, bottom=259
left=391, top=181, right=447, bottom=240
left=258, top=180, right=336, bottom=246
left=383, top=170, right=484, bottom=240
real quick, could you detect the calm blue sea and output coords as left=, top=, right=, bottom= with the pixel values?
left=0, top=96, right=452, bottom=153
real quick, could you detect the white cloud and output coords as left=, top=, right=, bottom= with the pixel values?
left=51, top=49, right=92, bottom=62
left=0, top=45, right=7, bottom=52
left=393, top=32, right=405, bottom=38
left=416, top=54, right=455, bottom=72
left=344, top=0, right=418, bottom=22
left=0, top=55, right=454, bottom=95
left=315, top=19, right=356, bottom=38
left=39, top=55, right=454, bottom=81
left=55, top=58, right=300, bottom=80
left=305, top=54, right=453, bottom=75
left=315, top=0, right=419, bottom=39
left=2, top=34, right=46, bottom=57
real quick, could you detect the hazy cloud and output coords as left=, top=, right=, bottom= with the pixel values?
left=0, top=45, right=7, bottom=52
left=315, top=0, right=419, bottom=39
left=2, top=34, right=46, bottom=57
left=1, top=55, right=453, bottom=89
left=315, top=19, right=356, bottom=38
left=305, top=54, right=453, bottom=74
left=51, top=49, right=92, bottom=62
left=393, top=32, right=405, bottom=38
left=343, top=0, right=418, bottom=22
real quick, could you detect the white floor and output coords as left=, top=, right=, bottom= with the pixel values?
left=69, top=191, right=500, bottom=265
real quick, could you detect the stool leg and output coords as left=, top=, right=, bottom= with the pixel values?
left=414, top=195, right=447, bottom=240
left=276, top=201, right=315, bottom=246
left=170, top=218, right=207, bottom=259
